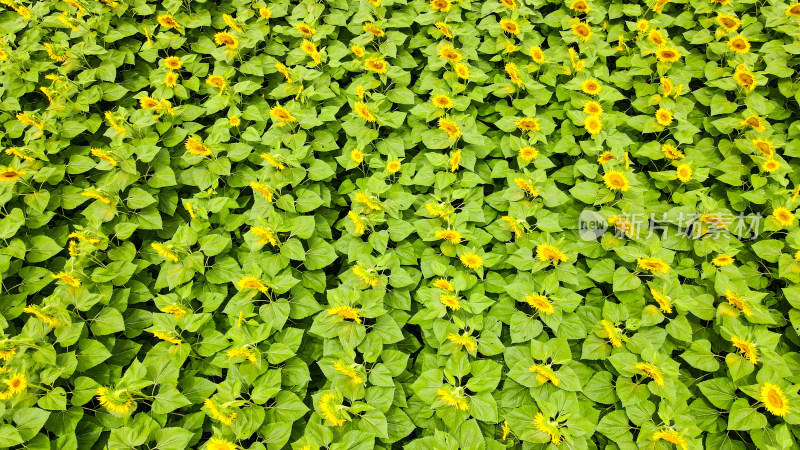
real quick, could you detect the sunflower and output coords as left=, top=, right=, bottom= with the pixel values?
left=637, top=257, right=670, bottom=273
left=431, top=94, right=454, bottom=109
left=386, top=160, right=402, bottom=173
left=636, top=19, right=649, bottom=32
left=518, top=146, right=538, bottom=162
left=598, top=152, right=615, bottom=164
left=206, top=75, right=226, bottom=93
left=762, top=159, right=780, bottom=173
left=363, top=23, right=385, bottom=37
left=454, top=63, right=470, bottom=79
left=164, top=71, right=179, bottom=87
left=529, top=45, right=545, bottom=63
left=499, top=18, right=520, bottom=35
left=460, top=252, right=483, bottom=269
left=772, top=207, right=796, bottom=227
left=185, top=136, right=212, bottom=156
left=351, top=45, right=365, bottom=57
left=787, top=3, right=800, bottom=17
left=752, top=139, right=774, bottom=157
left=650, top=288, right=673, bottom=313
left=581, top=78, right=601, bottom=95
left=354, top=102, right=376, bottom=122
left=655, top=108, right=673, bottom=126
left=157, top=14, right=180, bottom=29
left=583, top=101, right=603, bottom=115
left=741, top=114, right=766, bottom=132
left=731, top=336, right=758, bottom=364
left=648, top=29, right=666, bottom=46
left=351, top=149, right=364, bottom=163
left=584, top=115, right=602, bottom=135
left=163, top=56, right=182, bottom=69
left=438, top=45, right=462, bottom=62
left=728, top=35, right=751, bottom=54
left=91, top=148, right=118, bottom=166
left=270, top=105, right=296, bottom=124
left=534, top=413, right=562, bottom=445
left=603, top=170, right=629, bottom=191
left=214, top=32, right=238, bottom=49
left=500, top=0, right=516, bottom=9
left=712, top=254, right=734, bottom=266
left=300, top=40, right=317, bottom=55
left=435, top=229, right=462, bottom=244
left=139, top=97, right=161, bottom=111
left=206, top=438, right=238, bottom=450
left=365, top=58, right=388, bottom=73
left=0, top=168, right=26, bottom=182
left=536, top=243, right=568, bottom=265
left=515, top=117, right=540, bottom=132
left=505, top=63, right=523, bottom=85
left=435, top=22, right=453, bottom=39
left=572, top=22, right=592, bottom=41
left=733, top=65, right=757, bottom=92
left=229, top=116, right=240, bottom=127
left=295, top=23, right=316, bottom=36
left=760, top=383, right=790, bottom=417
left=656, top=47, right=681, bottom=62
left=449, top=149, right=461, bottom=172
left=675, top=163, right=692, bottom=182
left=438, top=118, right=462, bottom=139
left=570, top=0, right=590, bottom=12
left=433, top=278, right=454, bottom=291
left=430, top=0, right=451, bottom=12
left=525, top=293, right=554, bottom=314
left=716, top=14, right=741, bottom=32
left=662, top=144, right=684, bottom=159
left=651, top=429, right=687, bottom=450
left=661, top=77, right=673, bottom=96
left=634, top=362, right=665, bottom=386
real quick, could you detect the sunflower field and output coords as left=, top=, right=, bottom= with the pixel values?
left=3, top=0, right=800, bottom=448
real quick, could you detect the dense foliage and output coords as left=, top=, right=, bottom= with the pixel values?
left=2, top=0, right=800, bottom=448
